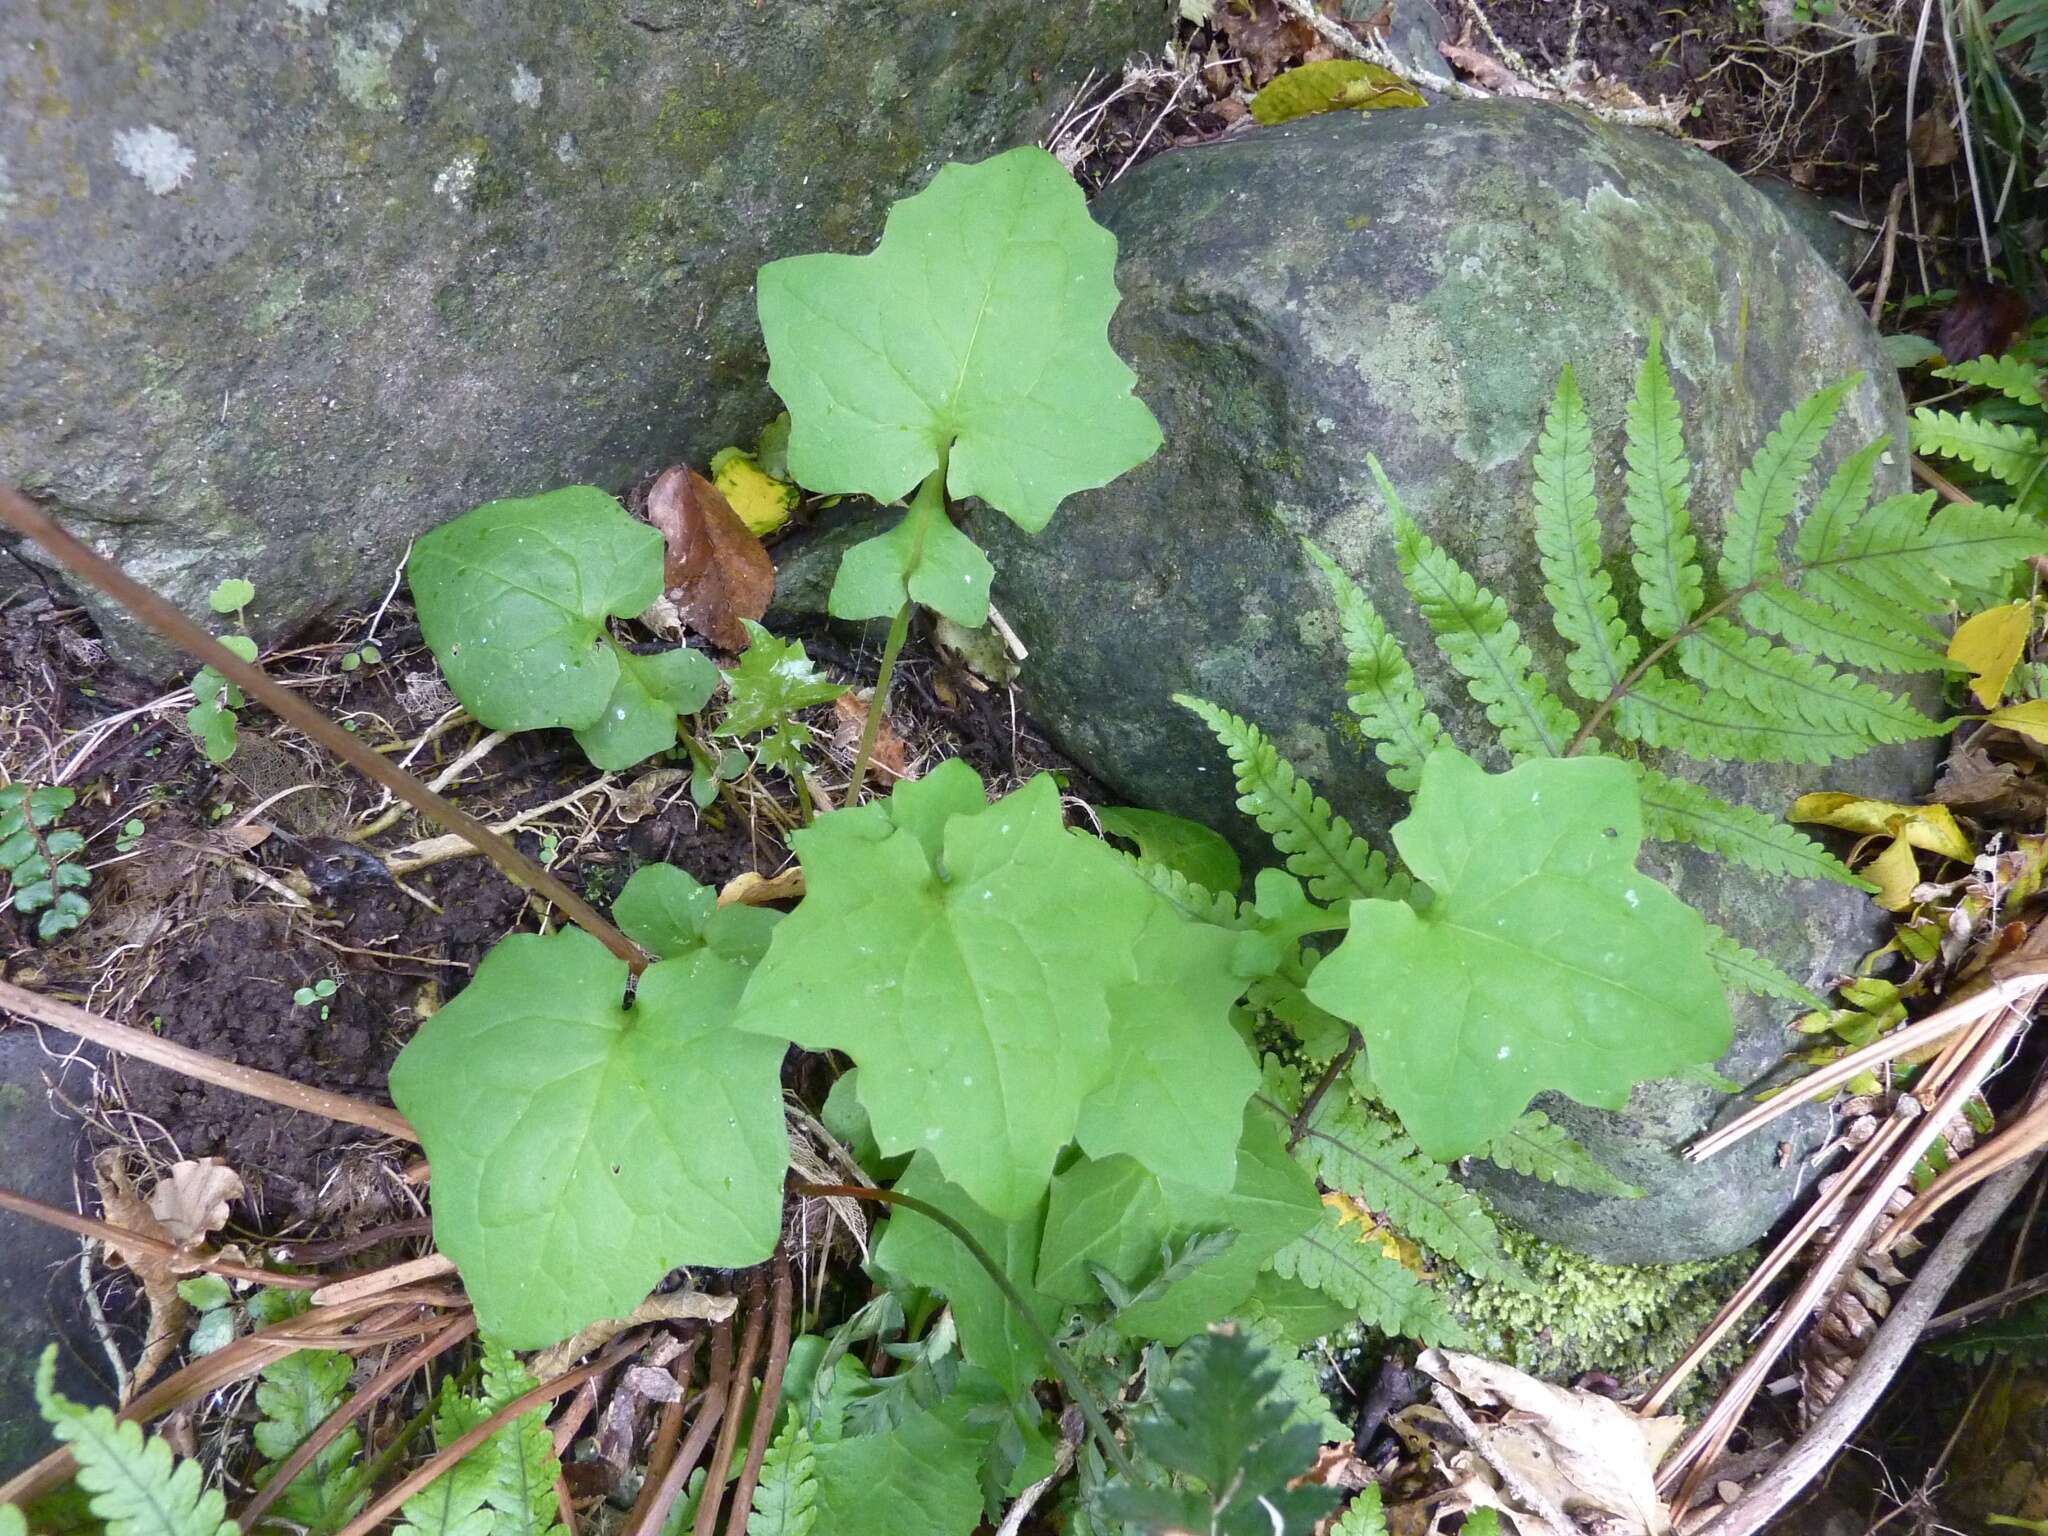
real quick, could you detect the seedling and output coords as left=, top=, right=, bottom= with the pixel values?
left=188, top=576, right=259, bottom=764
left=293, top=977, right=338, bottom=1018
left=0, top=784, right=91, bottom=941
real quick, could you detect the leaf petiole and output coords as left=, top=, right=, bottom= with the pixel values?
left=849, top=459, right=948, bottom=800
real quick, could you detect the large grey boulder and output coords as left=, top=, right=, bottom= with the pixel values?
left=0, top=0, right=1163, bottom=667
left=974, top=102, right=1934, bottom=1264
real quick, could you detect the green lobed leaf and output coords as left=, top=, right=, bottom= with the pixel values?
left=716, top=622, right=848, bottom=737
left=1331, top=1485, right=1390, bottom=1536
left=571, top=645, right=719, bottom=771
left=810, top=1393, right=988, bottom=1536
left=757, top=145, right=1161, bottom=532
left=871, top=1154, right=1061, bottom=1397
left=1797, top=492, right=2048, bottom=614
left=1534, top=365, right=1639, bottom=701
left=733, top=761, right=1253, bottom=1219
left=1094, top=805, right=1242, bottom=894
left=1306, top=747, right=1733, bottom=1159
left=389, top=922, right=790, bottom=1348
left=206, top=577, right=255, bottom=615
left=746, top=1421, right=819, bottom=1536
left=32, top=1346, right=238, bottom=1536
left=827, top=485, right=995, bottom=627
left=1936, top=353, right=2045, bottom=405
left=409, top=488, right=663, bottom=732
left=252, top=1349, right=368, bottom=1530
left=1039, top=1103, right=1320, bottom=1345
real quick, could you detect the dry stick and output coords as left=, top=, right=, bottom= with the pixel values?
left=722, top=1258, right=795, bottom=1536
left=0, top=484, right=650, bottom=973
left=1655, top=1001, right=2032, bottom=1495
left=1686, top=970, right=2048, bottom=1163
left=0, top=977, right=419, bottom=1142
left=332, top=1334, right=640, bottom=1536
left=0, top=1293, right=436, bottom=1507
left=637, top=1333, right=707, bottom=1512
left=0, top=1186, right=323, bottom=1290
left=627, top=1323, right=733, bottom=1536
left=1925, top=1269, right=2048, bottom=1342
left=236, top=1312, right=478, bottom=1530
left=1693, top=1154, right=2047, bottom=1536
left=312, top=1252, right=459, bottom=1307
left=695, top=1272, right=770, bottom=1536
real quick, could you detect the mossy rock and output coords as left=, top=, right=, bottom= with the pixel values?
left=973, top=101, right=1934, bottom=1265
left=0, top=0, right=1166, bottom=669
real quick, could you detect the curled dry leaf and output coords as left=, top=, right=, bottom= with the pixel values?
left=830, top=691, right=911, bottom=781
left=718, top=867, right=805, bottom=907
left=643, top=464, right=774, bottom=651
left=94, top=1151, right=184, bottom=1400
left=616, top=767, right=687, bottom=823
left=1419, top=1349, right=1685, bottom=1536
left=149, top=1157, right=245, bottom=1246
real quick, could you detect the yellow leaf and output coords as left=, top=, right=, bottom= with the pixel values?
left=709, top=447, right=799, bottom=537
left=1789, top=792, right=1974, bottom=862
left=1250, top=60, right=1426, bottom=126
left=1987, top=698, right=2048, bottom=744
left=1320, top=1191, right=1424, bottom=1272
left=1949, top=601, right=2034, bottom=708
left=1866, top=832, right=1922, bottom=911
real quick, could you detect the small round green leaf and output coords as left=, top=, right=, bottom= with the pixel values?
left=207, top=577, right=255, bottom=614
left=408, top=488, right=663, bottom=732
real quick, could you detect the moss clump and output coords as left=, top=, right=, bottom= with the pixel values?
left=1450, top=1222, right=1754, bottom=1405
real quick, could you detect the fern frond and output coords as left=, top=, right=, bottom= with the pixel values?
left=1718, top=377, right=1853, bottom=587
left=1293, top=1092, right=1530, bottom=1289
left=1374, top=460, right=1580, bottom=760
left=1740, top=581, right=1952, bottom=673
left=1704, top=923, right=1825, bottom=1007
left=1132, top=859, right=1256, bottom=929
left=1672, top=620, right=1944, bottom=748
left=473, top=1344, right=564, bottom=1536
left=1789, top=438, right=1885, bottom=567
left=1634, top=765, right=1868, bottom=888
left=1266, top=1205, right=1469, bottom=1346
left=747, top=1421, right=819, bottom=1536
left=1534, top=366, right=1639, bottom=700
left=1306, top=540, right=1447, bottom=791
left=1912, top=407, right=2048, bottom=487
left=1615, top=669, right=1904, bottom=764
left=1623, top=325, right=1705, bottom=639
left=1176, top=695, right=1406, bottom=904
left=32, top=1348, right=237, bottom=1536
left=1935, top=353, right=2044, bottom=405
left=1331, top=1486, right=1389, bottom=1536
left=1481, top=1111, right=1643, bottom=1198
left=253, top=1350, right=367, bottom=1530
left=1800, top=494, right=2048, bottom=612
left=1240, top=1316, right=1350, bottom=1442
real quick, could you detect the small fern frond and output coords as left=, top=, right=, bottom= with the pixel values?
left=1672, top=620, right=1945, bottom=748
left=1788, top=438, right=1885, bottom=568
left=1911, top=407, right=2048, bottom=487
left=1935, top=353, right=2044, bottom=405
left=1306, top=540, right=1447, bottom=791
left=1330, top=1486, right=1390, bottom=1536
left=1634, top=765, right=1868, bottom=888
left=1133, top=859, right=1256, bottom=929
left=1615, top=669, right=1901, bottom=765
left=1703, top=923, right=1824, bottom=1007
left=1292, top=1091, right=1531, bottom=1289
left=1266, top=1205, right=1470, bottom=1346
left=1623, top=325, right=1705, bottom=639
left=1176, top=695, right=1405, bottom=904
left=1481, top=1110, right=1643, bottom=1198
left=1718, top=377, right=1853, bottom=588
left=1534, top=365, right=1640, bottom=700
left=32, top=1348, right=237, bottom=1536
left=1800, top=494, right=2048, bottom=612
left=747, top=1421, right=819, bottom=1536
left=1374, top=459, right=1580, bottom=760
left=253, top=1350, right=367, bottom=1531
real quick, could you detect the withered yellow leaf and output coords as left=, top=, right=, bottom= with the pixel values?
left=1988, top=698, right=2048, bottom=744
left=1949, top=601, right=2034, bottom=709
left=1865, top=832, right=1922, bottom=911
left=1790, top=792, right=1973, bottom=862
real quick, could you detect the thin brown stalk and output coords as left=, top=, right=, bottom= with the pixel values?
left=695, top=1272, right=770, bottom=1536
left=0, top=1186, right=322, bottom=1289
left=1655, top=1000, right=2032, bottom=1493
left=311, top=1252, right=458, bottom=1307
left=237, top=1313, right=478, bottom=1529
left=0, top=977, right=418, bottom=1142
left=627, top=1325, right=733, bottom=1536
left=723, top=1258, right=795, bottom=1536
left=0, top=483, right=650, bottom=972
left=1288, top=1028, right=1362, bottom=1150
left=0, top=1293, right=439, bottom=1507
left=638, top=1333, right=706, bottom=1508
left=332, top=1334, right=639, bottom=1536
left=1877, top=1092, right=2048, bottom=1246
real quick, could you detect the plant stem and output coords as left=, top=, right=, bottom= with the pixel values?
left=0, top=484, right=652, bottom=972
left=848, top=461, right=948, bottom=802
left=1563, top=584, right=1751, bottom=756
left=794, top=1180, right=1136, bottom=1481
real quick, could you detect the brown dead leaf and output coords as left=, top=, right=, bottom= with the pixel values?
left=616, top=768, right=687, bottom=823
left=644, top=465, right=774, bottom=651
left=831, top=692, right=910, bottom=781
left=94, top=1152, right=184, bottom=1400
left=1909, top=108, right=1959, bottom=168
left=1215, top=0, right=1327, bottom=82
left=149, top=1158, right=244, bottom=1246
left=1939, top=282, right=2029, bottom=365
left=719, top=868, right=805, bottom=907
left=1439, top=41, right=1547, bottom=97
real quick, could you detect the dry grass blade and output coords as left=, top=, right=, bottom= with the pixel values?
left=311, top=1252, right=460, bottom=1306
